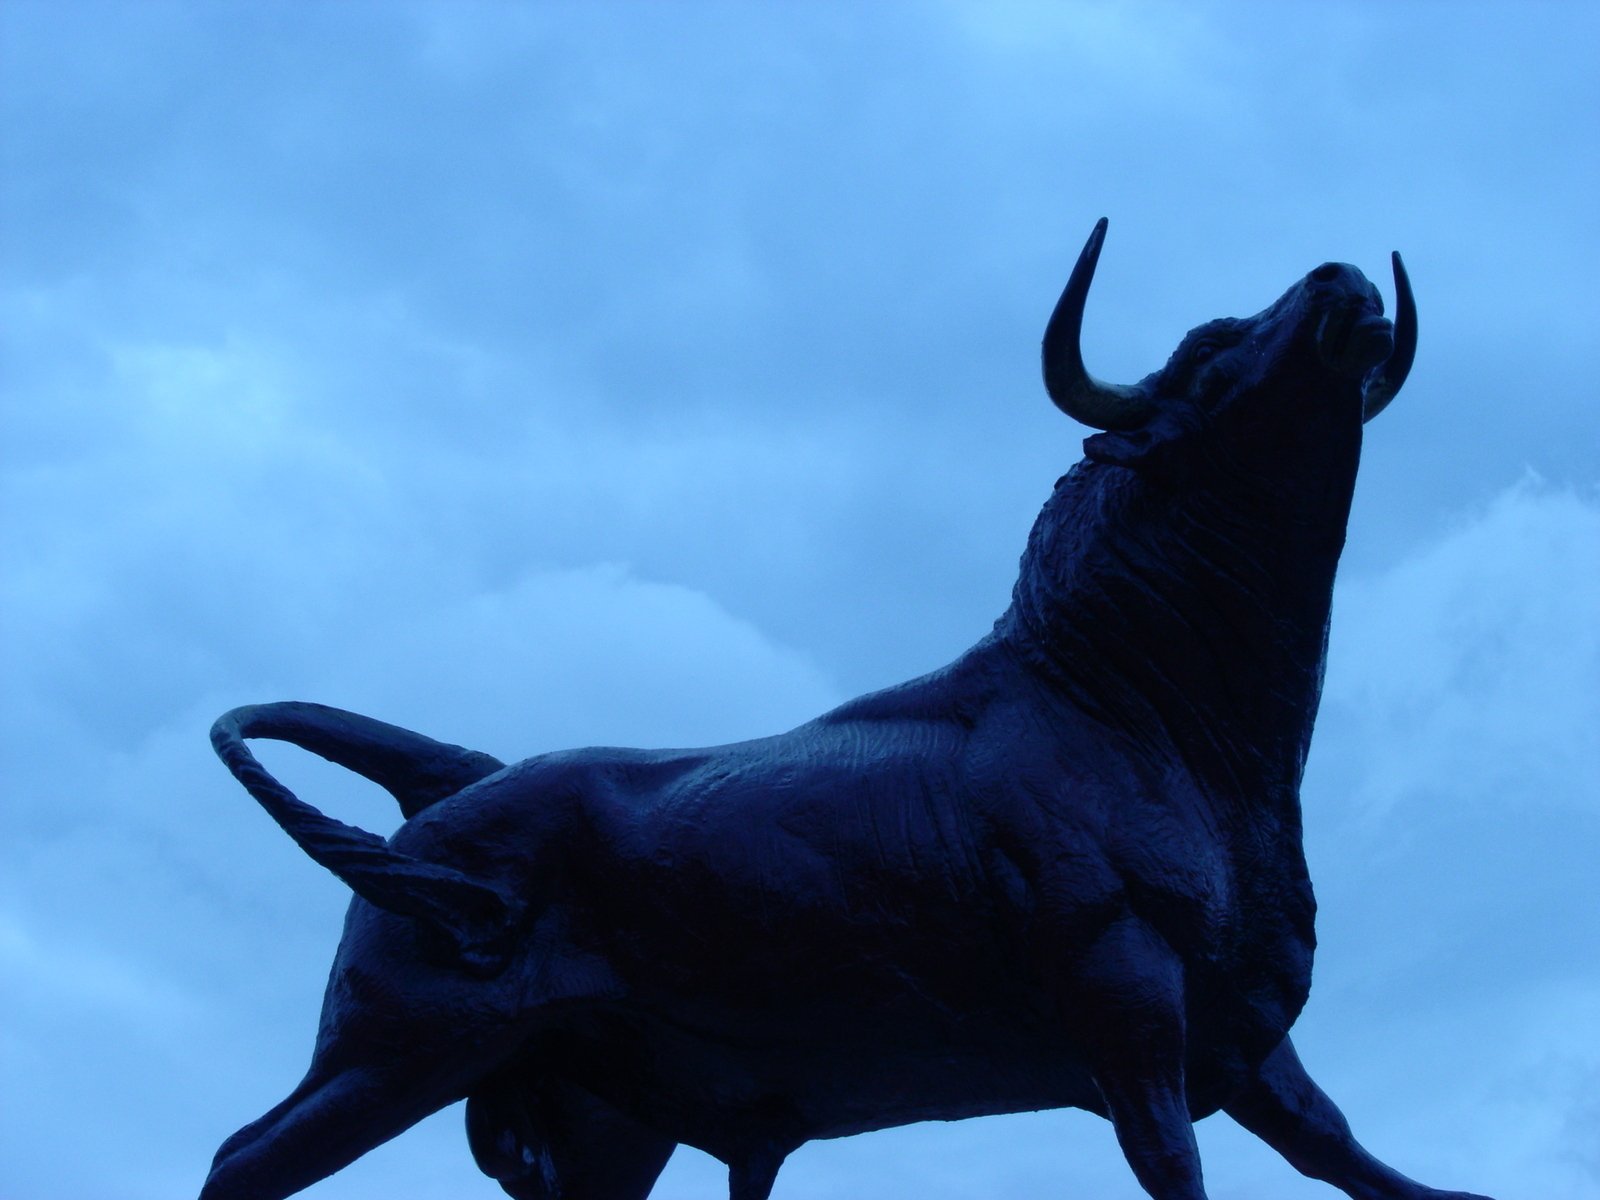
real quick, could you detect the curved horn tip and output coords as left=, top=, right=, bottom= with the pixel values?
left=1083, top=216, right=1109, bottom=258
left=1041, top=216, right=1156, bottom=431
left=1363, top=249, right=1417, bottom=422
left=1390, top=252, right=1414, bottom=308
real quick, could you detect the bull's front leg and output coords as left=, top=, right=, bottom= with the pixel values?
left=1062, top=916, right=1209, bottom=1200
left=1225, top=1035, right=1495, bottom=1200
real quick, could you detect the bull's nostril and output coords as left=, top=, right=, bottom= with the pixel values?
left=1310, top=263, right=1342, bottom=283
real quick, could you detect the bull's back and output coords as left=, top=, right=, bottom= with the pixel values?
left=570, top=720, right=1017, bottom=1017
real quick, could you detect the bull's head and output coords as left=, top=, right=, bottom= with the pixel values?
left=1041, top=218, right=1415, bottom=471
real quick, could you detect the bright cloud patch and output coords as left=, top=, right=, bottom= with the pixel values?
left=299, top=561, right=844, bottom=759
left=1290, top=481, right=1600, bottom=1198
left=1324, top=479, right=1599, bottom=821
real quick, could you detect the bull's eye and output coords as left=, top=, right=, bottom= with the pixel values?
left=1191, top=341, right=1220, bottom=365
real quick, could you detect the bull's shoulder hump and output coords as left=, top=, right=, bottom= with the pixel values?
left=813, top=645, right=1012, bottom=733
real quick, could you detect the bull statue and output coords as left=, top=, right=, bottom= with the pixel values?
left=199, top=220, right=1493, bottom=1200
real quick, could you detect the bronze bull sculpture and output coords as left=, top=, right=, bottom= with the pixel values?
left=199, top=220, right=1494, bottom=1200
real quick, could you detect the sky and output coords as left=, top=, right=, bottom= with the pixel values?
left=1, top=2, right=1596, bottom=1198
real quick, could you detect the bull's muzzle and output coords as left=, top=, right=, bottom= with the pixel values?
left=1315, top=304, right=1395, bottom=379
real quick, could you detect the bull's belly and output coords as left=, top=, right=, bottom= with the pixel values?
left=523, top=916, right=1303, bottom=1163
left=540, top=999, right=1105, bottom=1161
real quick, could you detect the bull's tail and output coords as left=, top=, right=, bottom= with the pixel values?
left=210, top=703, right=519, bottom=975
left=214, top=700, right=507, bottom=818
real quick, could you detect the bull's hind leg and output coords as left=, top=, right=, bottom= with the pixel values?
left=466, top=1069, right=676, bottom=1200
left=201, top=1060, right=474, bottom=1199
left=200, top=1006, right=529, bottom=1200
left=1226, top=1036, right=1494, bottom=1200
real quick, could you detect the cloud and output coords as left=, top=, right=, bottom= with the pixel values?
left=302, top=561, right=844, bottom=758
left=1324, top=478, right=1599, bottom=822
left=1291, top=480, right=1600, bottom=1197
left=0, top=556, right=840, bottom=1200
left=0, top=287, right=842, bottom=1196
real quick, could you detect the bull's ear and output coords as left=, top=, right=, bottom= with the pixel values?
left=1083, top=404, right=1199, bottom=471
left=1083, top=427, right=1156, bottom=468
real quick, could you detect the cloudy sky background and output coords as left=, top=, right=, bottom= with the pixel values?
left=2, top=2, right=1596, bottom=1197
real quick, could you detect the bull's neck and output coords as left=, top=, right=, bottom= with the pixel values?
left=1001, top=456, right=1356, bottom=795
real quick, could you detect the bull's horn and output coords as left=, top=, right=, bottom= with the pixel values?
left=1042, top=218, right=1157, bottom=431
left=1362, top=251, right=1416, bottom=421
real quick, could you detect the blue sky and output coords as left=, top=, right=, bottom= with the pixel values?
left=1, top=3, right=1596, bottom=1197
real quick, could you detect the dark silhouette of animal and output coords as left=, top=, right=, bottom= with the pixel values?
left=199, top=220, right=1494, bottom=1200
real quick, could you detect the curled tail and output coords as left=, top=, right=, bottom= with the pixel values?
left=215, top=700, right=506, bottom=818
left=211, top=702, right=519, bottom=975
